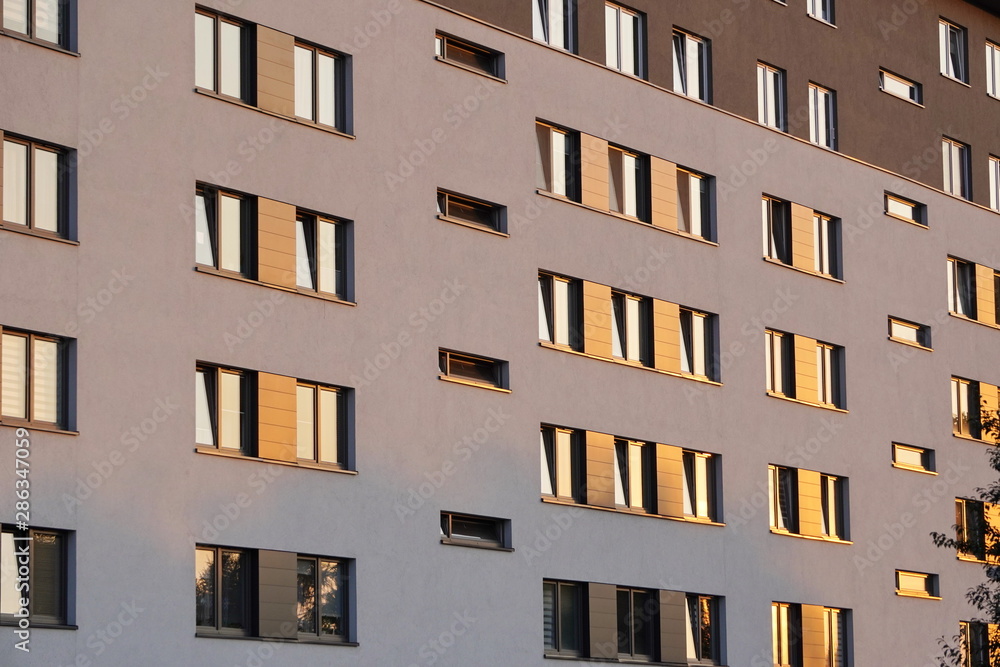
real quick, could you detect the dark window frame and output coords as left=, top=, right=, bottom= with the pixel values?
left=538, top=272, right=583, bottom=351
left=294, top=381, right=347, bottom=468
left=686, top=593, right=720, bottom=663
left=434, top=31, right=504, bottom=79
left=195, top=184, right=255, bottom=278
left=536, top=121, right=582, bottom=202
left=440, top=511, right=510, bottom=549
left=195, top=364, right=254, bottom=455
left=195, top=545, right=252, bottom=636
left=616, top=587, right=657, bottom=660
left=883, top=191, right=926, bottom=224
left=1, top=0, right=71, bottom=49
left=0, top=327, right=67, bottom=428
left=763, top=195, right=792, bottom=265
left=294, top=209, right=348, bottom=298
left=436, top=189, right=506, bottom=233
left=194, top=8, right=252, bottom=102
left=543, top=580, right=587, bottom=656
left=1, top=134, right=68, bottom=238
left=0, top=525, right=69, bottom=626
left=293, top=40, right=347, bottom=130
left=540, top=425, right=585, bottom=503
left=296, top=554, right=349, bottom=642
left=438, top=349, right=508, bottom=389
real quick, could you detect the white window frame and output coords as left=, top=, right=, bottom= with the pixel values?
left=879, top=69, right=922, bottom=104
left=533, top=0, right=573, bottom=51
left=813, top=213, right=837, bottom=277
left=757, top=62, right=786, bottom=130
left=807, top=0, right=834, bottom=23
left=990, top=155, right=1000, bottom=212
left=672, top=30, right=708, bottom=101
left=951, top=377, right=975, bottom=437
left=940, top=19, right=968, bottom=83
left=538, top=273, right=577, bottom=348
left=808, top=83, right=836, bottom=149
left=604, top=2, right=642, bottom=77
left=942, top=137, right=970, bottom=199
left=988, top=41, right=1000, bottom=98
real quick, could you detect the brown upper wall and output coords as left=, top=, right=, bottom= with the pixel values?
left=431, top=0, right=1000, bottom=209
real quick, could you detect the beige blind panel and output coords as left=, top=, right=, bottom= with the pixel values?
left=658, top=590, right=687, bottom=663
left=258, top=197, right=297, bottom=289
left=257, top=549, right=298, bottom=638
left=257, top=26, right=296, bottom=116
left=976, top=264, right=997, bottom=326
left=653, top=299, right=681, bottom=373
left=258, top=372, right=297, bottom=462
left=982, top=383, right=999, bottom=444
left=0, top=131, right=4, bottom=224
left=791, top=203, right=815, bottom=272
left=800, top=604, right=827, bottom=667
left=585, top=431, right=616, bottom=508
left=649, top=157, right=678, bottom=231
left=32, top=339, right=60, bottom=424
left=1, top=333, right=27, bottom=420
left=588, top=583, right=618, bottom=659
left=580, top=133, right=609, bottom=210
left=582, top=281, right=613, bottom=358
left=794, top=335, right=819, bottom=403
left=656, top=443, right=684, bottom=517
left=797, top=469, right=823, bottom=537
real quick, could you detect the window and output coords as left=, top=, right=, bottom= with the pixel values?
left=1, top=526, right=68, bottom=625
left=947, top=257, right=977, bottom=318
left=770, top=465, right=848, bottom=540
left=990, top=155, right=1000, bottom=211
left=617, top=588, right=656, bottom=659
left=295, top=383, right=343, bottom=466
left=608, top=145, right=646, bottom=220
left=437, top=190, right=505, bottom=233
left=295, top=211, right=345, bottom=296
left=765, top=332, right=845, bottom=409
left=895, top=570, right=938, bottom=598
left=942, top=137, right=970, bottom=199
left=680, top=308, right=710, bottom=377
left=541, top=426, right=583, bottom=501
left=960, top=621, right=990, bottom=667
left=769, top=466, right=798, bottom=533
left=195, top=186, right=250, bottom=275
left=956, top=498, right=987, bottom=561
left=196, top=546, right=249, bottom=634
left=812, top=212, right=839, bottom=278
left=823, top=608, right=847, bottom=667
left=440, top=512, right=509, bottom=549
left=888, top=317, right=931, bottom=348
left=533, top=0, right=574, bottom=51
left=940, top=19, right=968, bottom=83
left=611, top=291, right=650, bottom=364
left=884, top=192, right=926, bottom=225
left=439, top=349, right=507, bottom=389
left=685, top=594, right=719, bottom=663
left=757, top=63, right=786, bottom=130
left=892, top=443, right=935, bottom=473
left=682, top=451, right=716, bottom=520
left=771, top=602, right=797, bottom=667
left=294, top=43, right=343, bottom=128
left=765, top=330, right=794, bottom=398
left=2, top=0, right=65, bottom=46
left=820, top=474, right=844, bottom=539
left=1, top=329, right=65, bottom=427
left=605, top=3, right=643, bottom=77
left=879, top=69, right=922, bottom=104
left=2, top=134, right=65, bottom=236
left=772, top=603, right=849, bottom=667
left=538, top=273, right=581, bottom=349
left=296, top=557, right=347, bottom=640
left=614, top=439, right=651, bottom=511
left=762, top=196, right=791, bottom=263
left=543, top=581, right=585, bottom=655
left=435, top=33, right=503, bottom=78
left=676, top=167, right=712, bottom=239
left=808, top=0, right=834, bottom=22
left=195, top=10, right=247, bottom=100
left=808, top=84, right=836, bottom=149
left=988, top=42, right=1000, bottom=98
left=673, top=30, right=709, bottom=102
left=816, top=342, right=838, bottom=407
left=951, top=377, right=981, bottom=439
left=196, top=366, right=248, bottom=452
left=536, top=122, right=579, bottom=200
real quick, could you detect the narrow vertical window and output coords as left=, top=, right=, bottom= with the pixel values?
left=824, top=608, right=846, bottom=667
left=957, top=499, right=987, bottom=561
left=762, top=197, right=791, bottom=263
left=605, top=3, right=642, bottom=77
left=540, top=426, right=579, bottom=501
left=195, top=368, right=216, bottom=447
left=617, top=588, right=656, bottom=658
left=608, top=146, right=644, bottom=219
left=816, top=343, right=836, bottom=406
left=3, top=139, right=29, bottom=226
left=680, top=309, right=709, bottom=377
left=673, top=31, right=708, bottom=102
left=1, top=333, right=28, bottom=420
left=987, top=42, right=1000, bottom=98
left=195, top=547, right=248, bottom=634
left=757, top=63, right=786, bottom=130
left=195, top=187, right=248, bottom=276
left=296, top=383, right=342, bottom=465
left=219, top=370, right=244, bottom=451
left=813, top=213, right=838, bottom=277
left=808, top=84, right=836, bottom=149
left=947, top=258, right=977, bottom=318
left=538, top=273, right=580, bottom=349
left=1, top=331, right=62, bottom=426
left=195, top=12, right=246, bottom=101
left=951, top=377, right=978, bottom=438
left=614, top=440, right=649, bottom=511
left=297, top=557, right=346, bottom=640
left=533, top=0, right=573, bottom=51
left=771, top=602, right=794, bottom=667
left=677, top=168, right=710, bottom=238
left=940, top=19, right=968, bottom=83
left=764, top=330, right=791, bottom=396
left=295, top=44, right=341, bottom=128
left=536, top=123, right=577, bottom=199
left=685, top=594, right=717, bottom=662
left=543, top=581, right=584, bottom=655
left=989, top=156, right=1000, bottom=212
left=296, top=213, right=344, bottom=297
left=611, top=293, right=648, bottom=364
left=942, top=137, right=970, bottom=199
left=195, top=366, right=248, bottom=453
left=682, top=451, right=715, bottom=520
left=820, top=474, right=843, bottom=539
left=2, top=137, right=64, bottom=236
left=769, top=465, right=796, bottom=532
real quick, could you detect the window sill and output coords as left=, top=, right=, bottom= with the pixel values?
left=0, top=30, right=78, bottom=56
left=440, top=538, right=513, bottom=552
left=762, top=257, right=843, bottom=284
left=887, top=336, right=932, bottom=351
left=880, top=88, right=925, bottom=108
left=434, top=56, right=507, bottom=84
left=539, top=341, right=723, bottom=386
left=948, top=311, right=999, bottom=332
left=0, top=621, right=76, bottom=630
left=769, top=528, right=852, bottom=545
left=437, top=214, right=508, bottom=237
left=536, top=190, right=719, bottom=246
left=195, top=447, right=358, bottom=475
left=438, top=375, right=511, bottom=393
left=196, top=633, right=358, bottom=646
left=895, top=591, right=941, bottom=600
left=0, top=421, right=78, bottom=435
left=544, top=654, right=727, bottom=666
left=541, top=497, right=724, bottom=527
left=952, top=433, right=994, bottom=446
left=806, top=14, right=837, bottom=27
left=884, top=211, right=927, bottom=227
left=0, top=223, right=78, bottom=245
left=193, top=89, right=356, bottom=140
left=766, top=392, right=848, bottom=413
left=940, top=73, right=971, bottom=88
left=194, top=266, right=357, bottom=306
left=891, top=462, right=937, bottom=476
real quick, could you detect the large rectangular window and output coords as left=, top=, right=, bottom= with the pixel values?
left=942, top=137, right=970, bottom=199
left=1, top=526, right=68, bottom=625
left=757, top=63, right=786, bottom=130
left=195, top=186, right=250, bottom=275
left=195, top=10, right=246, bottom=100
left=616, top=588, right=656, bottom=659
left=294, top=43, right=343, bottom=128
left=2, top=0, right=65, bottom=46
left=533, top=0, right=574, bottom=51
left=2, top=135, right=65, bottom=236
left=1, top=329, right=64, bottom=427
left=195, top=366, right=248, bottom=452
left=608, top=145, right=646, bottom=220
left=604, top=3, right=643, bottom=77
left=808, top=83, right=836, bottom=149
left=611, top=291, right=650, bottom=365
left=673, top=30, right=709, bottom=102
left=195, top=546, right=249, bottom=634
left=540, top=426, right=582, bottom=502
left=538, top=273, right=581, bottom=349
left=536, top=122, right=579, bottom=200
left=940, top=19, right=968, bottom=83
left=295, top=211, right=345, bottom=297
left=295, top=383, right=343, bottom=466
left=543, top=581, right=585, bottom=655
left=296, top=556, right=347, bottom=640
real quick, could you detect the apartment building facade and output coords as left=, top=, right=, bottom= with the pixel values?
left=1, top=0, right=999, bottom=665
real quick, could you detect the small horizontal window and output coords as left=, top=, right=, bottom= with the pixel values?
left=435, top=33, right=504, bottom=78
left=439, top=349, right=508, bottom=389
left=440, top=512, right=509, bottom=549
left=884, top=192, right=926, bottom=225
left=888, top=317, right=931, bottom=348
left=892, top=443, right=934, bottom=473
left=436, top=190, right=505, bottom=233
left=879, top=69, right=923, bottom=103
left=896, top=570, right=938, bottom=597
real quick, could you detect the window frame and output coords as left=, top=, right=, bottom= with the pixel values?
left=812, top=212, right=840, bottom=278
left=440, top=511, right=510, bottom=550
left=808, top=83, right=836, bottom=149
left=679, top=308, right=712, bottom=379
left=676, top=166, right=714, bottom=240
left=607, top=144, right=648, bottom=221
left=819, top=473, right=846, bottom=540
left=888, top=317, right=931, bottom=349
left=682, top=450, right=716, bottom=521
left=194, top=9, right=249, bottom=102
left=295, top=555, right=349, bottom=641
left=768, top=465, right=798, bottom=533
left=532, top=0, right=575, bottom=52
left=884, top=192, right=926, bottom=225
left=616, top=587, right=657, bottom=659
left=672, top=29, right=710, bottom=102
left=771, top=601, right=797, bottom=667
left=434, top=32, right=504, bottom=79
left=1, top=0, right=69, bottom=48
left=940, top=19, right=968, bottom=83
left=988, top=41, right=1000, bottom=99
left=611, top=291, right=652, bottom=365
left=294, top=209, right=347, bottom=297
left=536, top=121, right=580, bottom=201
left=942, top=136, right=971, bottom=199
left=436, top=189, right=506, bottom=234
left=765, top=329, right=794, bottom=398
left=815, top=342, right=841, bottom=407
left=892, top=443, right=935, bottom=473
left=989, top=155, right=1000, bottom=212
left=293, top=41, right=345, bottom=129
left=879, top=68, right=923, bottom=104
left=540, top=425, right=584, bottom=502
left=895, top=570, right=939, bottom=598
left=960, top=620, right=990, bottom=667
left=294, top=382, right=346, bottom=467
left=0, top=525, right=69, bottom=626
left=685, top=593, right=720, bottom=663
left=538, top=272, right=582, bottom=350
left=195, top=545, right=251, bottom=636
left=757, top=62, right=787, bottom=130
left=195, top=364, right=251, bottom=454
left=762, top=195, right=791, bottom=264
left=947, top=257, right=977, bottom=319
left=951, top=377, right=981, bottom=439
left=438, top=349, right=508, bottom=390
left=613, top=439, right=652, bottom=512
left=543, top=580, right=586, bottom=656
left=956, top=498, right=987, bottom=561
left=807, top=0, right=835, bottom=24
left=2, top=134, right=67, bottom=238
left=0, top=328, right=66, bottom=428
left=195, top=185, right=253, bottom=277
left=604, top=2, right=644, bottom=78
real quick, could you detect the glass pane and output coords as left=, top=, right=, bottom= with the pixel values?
left=447, top=355, right=496, bottom=384
left=541, top=430, right=555, bottom=496
left=688, top=38, right=702, bottom=99
left=195, top=14, right=216, bottom=90
left=2, top=0, right=27, bottom=34
left=700, top=597, right=714, bottom=659
left=219, top=372, right=243, bottom=450
left=620, top=12, right=636, bottom=76
left=886, top=196, right=915, bottom=220
left=220, top=551, right=245, bottom=629
left=32, top=339, right=59, bottom=423
left=623, top=154, right=638, bottom=217
left=31, top=532, right=63, bottom=620
left=195, top=548, right=216, bottom=627
left=34, top=0, right=60, bottom=43
left=195, top=193, right=215, bottom=266
left=890, top=320, right=919, bottom=343
left=553, top=279, right=569, bottom=346
left=295, top=46, right=314, bottom=120
left=605, top=5, right=617, bottom=68
left=538, top=277, right=553, bottom=342
left=319, top=388, right=339, bottom=464
left=220, top=195, right=242, bottom=273
left=757, top=65, right=767, bottom=125
left=555, top=429, right=573, bottom=498
left=319, top=560, right=344, bottom=637
left=612, top=296, right=625, bottom=358
left=614, top=442, right=627, bottom=505
left=685, top=597, right=698, bottom=658
left=682, top=453, right=694, bottom=515
left=195, top=370, right=215, bottom=446
left=297, top=385, right=316, bottom=460
left=549, top=0, right=565, bottom=49
left=297, top=558, right=317, bottom=633
left=33, top=148, right=59, bottom=232
left=296, top=217, right=315, bottom=289
left=2, top=334, right=27, bottom=419
left=219, top=21, right=243, bottom=99
left=695, top=455, right=709, bottom=517
left=551, top=131, right=567, bottom=196
left=672, top=34, right=685, bottom=94
left=1, top=532, right=19, bottom=614
left=617, top=589, right=632, bottom=655
left=533, top=0, right=546, bottom=42
left=3, top=140, right=28, bottom=226
left=560, top=584, right=580, bottom=651
left=693, top=314, right=706, bottom=375
left=543, top=582, right=557, bottom=648
left=626, top=297, right=641, bottom=362
left=318, top=53, right=337, bottom=127
left=894, top=445, right=925, bottom=468
left=450, top=516, right=499, bottom=542
left=317, top=219, right=338, bottom=294
left=628, top=443, right=644, bottom=508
